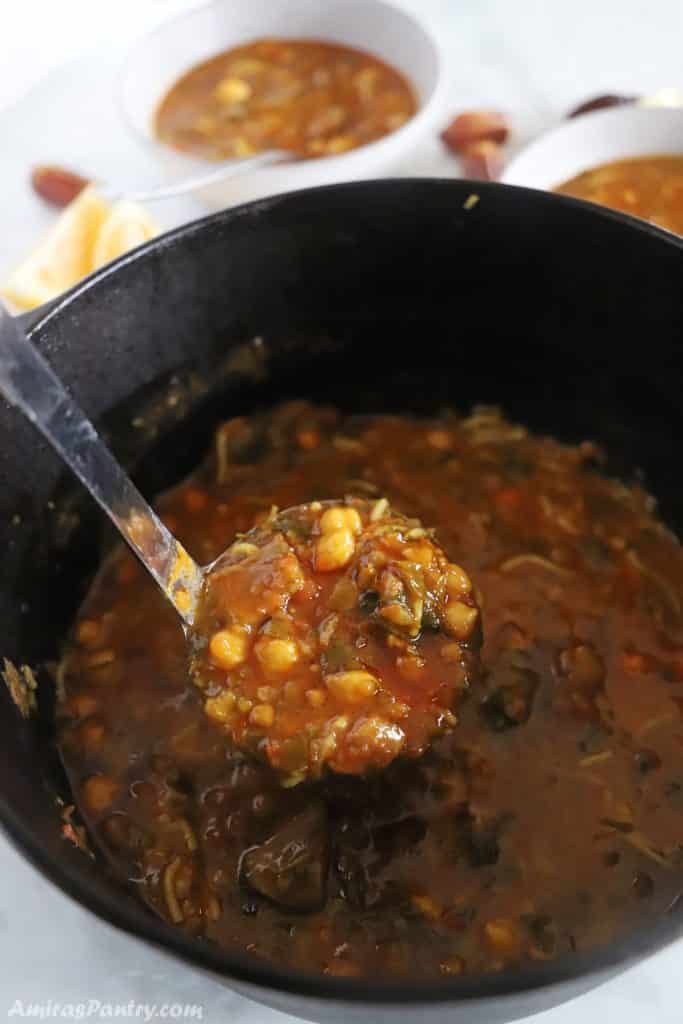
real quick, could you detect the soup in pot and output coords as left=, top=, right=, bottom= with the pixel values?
left=58, top=402, right=683, bottom=979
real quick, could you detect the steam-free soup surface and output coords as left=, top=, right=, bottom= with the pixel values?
left=556, top=155, right=683, bottom=235
left=59, top=403, right=683, bottom=979
left=155, top=38, right=417, bottom=160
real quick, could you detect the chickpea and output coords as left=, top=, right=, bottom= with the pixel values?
left=209, top=627, right=250, bottom=670
left=411, top=894, right=442, bottom=920
left=320, top=506, right=362, bottom=536
left=353, top=66, right=379, bottom=99
left=426, top=429, right=452, bottom=450
left=444, top=601, right=478, bottom=640
left=76, top=618, right=105, bottom=649
left=297, top=429, right=320, bottom=450
left=249, top=704, right=275, bottom=728
left=305, top=688, right=327, bottom=708
left=347, top=715, right=405, bottom=758
left=255, top=637, right=299, bottom=674
left=315, top=528, right=356, bottom=572
left=383, top=698, right=410, bottom=721
left=484, top=918, right=523, bottom=958
left=559, top=644, right=604, bottom=689
left=325, top=670, right=378, bottom=703
left=233, top=136, right=255, bottom=157
left=82, top=774, right=119, bottom=814
left=280, top=554, right=305, bottom=592
left=446, top=564, right=472, bottom=597
left=204, top=691, right=236, bottom=724
left=214, top=77, right=252, bottom=104
left=326, top=135, right=355, bottom=154
left=402, top=544, right=434, bottom=567
left=67, top=693, right=98, bottom=719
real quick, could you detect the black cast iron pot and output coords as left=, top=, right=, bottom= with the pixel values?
left=0, top=180, right=682, bottom=1023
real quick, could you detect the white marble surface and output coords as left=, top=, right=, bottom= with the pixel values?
left=2, top=1, right=683, bottom=1020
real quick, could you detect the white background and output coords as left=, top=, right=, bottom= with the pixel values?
left=2, top=1, right=683, bottom=1021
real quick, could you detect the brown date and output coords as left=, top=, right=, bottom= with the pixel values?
left=441, top=110, right=510, bottom=154
left=31, top=164, right=90, bottom=208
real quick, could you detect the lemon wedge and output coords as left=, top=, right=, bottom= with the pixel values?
left=92, top=200, right=159, bottom=270
left=2, top=187, right=159, bottom=312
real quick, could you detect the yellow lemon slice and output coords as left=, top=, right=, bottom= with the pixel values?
left=2, top=187, right=109, bottom=311
left=92, top=200, right=159, bottom=270
left=2, top=187, right=159, bottom=311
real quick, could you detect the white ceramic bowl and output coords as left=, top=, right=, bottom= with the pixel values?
left=119, top=0, right=445, bottom=209
left=503, top=105, right=683, bottom=192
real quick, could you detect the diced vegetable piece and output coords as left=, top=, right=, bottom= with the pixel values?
left=242, top=803, right=329, bottom=911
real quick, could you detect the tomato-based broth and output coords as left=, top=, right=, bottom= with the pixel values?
left=58, top=403, right=683, bottom=979
left=155, top=38, right=417, bottom=161
left=556, top=155, right=683, bottom=235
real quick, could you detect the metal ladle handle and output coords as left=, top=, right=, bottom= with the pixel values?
left=0, top=303, right=203, bottom=625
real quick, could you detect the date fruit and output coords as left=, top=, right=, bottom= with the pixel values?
left=441, top=110, right=510, bottom=154
left=31, top=165, right=90, bottom=208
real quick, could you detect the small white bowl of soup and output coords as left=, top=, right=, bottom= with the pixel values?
left=120, top=0, right=445, bottom=209
left=502, top=105, right=683, bottom=234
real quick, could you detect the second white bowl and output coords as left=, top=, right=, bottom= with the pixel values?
left=502, top=105, right=683, bottom=192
